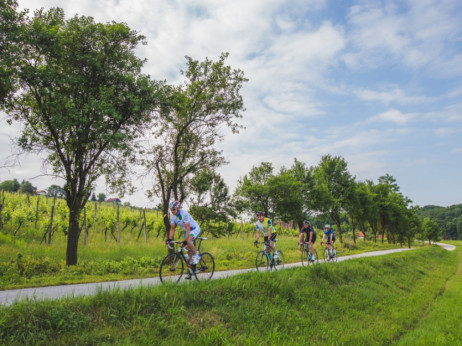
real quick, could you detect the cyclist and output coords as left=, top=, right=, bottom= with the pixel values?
left=166, top=201, right=201, bottom=265
left=320, top=224, right=336, bottom=257
left=254, top=211, right=279, bottom=259
left=299, top=220, right=316, bottom=261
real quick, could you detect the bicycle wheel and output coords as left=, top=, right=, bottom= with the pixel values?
left=159, top=253, right=184, bottom=283
left=255, top=251, right=270, bottom=271
left=323, top=248, right=331, bottom=262
left=312, top=249, right=319, bottom=264
left=273, top=250, right=285, bottom=270
left=301, top=249, right=309, bottom=266
left=194, top=252, right=215, bottom=281
left=332, top=248, right=338, bottom=262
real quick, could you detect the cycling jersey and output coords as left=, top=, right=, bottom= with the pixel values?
left=170, top=209, right=201, bottom=239
left=256, top=217, right=276, bottom=236
left=301, top=226, right=316, bottom=243
left=324, top=228, right=336, bottom=242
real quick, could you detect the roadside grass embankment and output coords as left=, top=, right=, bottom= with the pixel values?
left=397, top=241, right=462, bottom=345
left=0, top=232, right=406, bottom=290
left=0, top=245, right=458, bottom=345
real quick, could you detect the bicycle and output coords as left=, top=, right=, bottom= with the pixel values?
left=159, top=237, right=215, bottom=283
left=321, top=242, right=337, bottom=262
left=254, top=239, right=285, bottom=271
left=300, top=243, right=318, bottom=266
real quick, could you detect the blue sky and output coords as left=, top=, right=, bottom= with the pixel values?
left=1, top=0, right=461, bottom=208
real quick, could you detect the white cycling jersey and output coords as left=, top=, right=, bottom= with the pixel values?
left=170, top=209, right=201, bottom=238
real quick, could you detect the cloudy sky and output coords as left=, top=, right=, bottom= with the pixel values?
left=1, top=0, right=462, bottom=208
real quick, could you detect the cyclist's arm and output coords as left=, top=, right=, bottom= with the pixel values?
left=255, top=229, right=260, bottom=241
left=329, top=233, right=333, bottom=243
left=309, top=231, right=313, bottom=243
left=299, top=232, right=304, bottom=244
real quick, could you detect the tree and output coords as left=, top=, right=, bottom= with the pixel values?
left=97, top=193, right=106, bottom=203
left=421, top=217, right=441, bottom=244
left=3, top=7, right=161, bottom=265
left=189, top=169, right=235, bottom=237
left=0, top=0, right=27, bottom=104
left=311, top=155, right=355, bottom=243
left=18, top=180, right=36, bottom=195
left=48, top=184, right=66, bottom=198
left=90, top=192, right=97, bottom=201
left=143, top=53, right=247, bottom=235
left=233, top=162, right=274, bottom=217
left=0, top=178, right=20, bottom=192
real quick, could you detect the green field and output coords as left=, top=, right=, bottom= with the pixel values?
left=0, top=229, right=406, bottom=289
left=0, top=244, right=460, bottom=345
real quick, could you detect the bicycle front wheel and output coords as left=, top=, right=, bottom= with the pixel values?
left=301, top=249, right=309, bottom=266
left=273, top=250, right=285, bottom=270
left=332, top=248, right=338, bottom=262
left=255, top=251, right=270, bottom=271
left=159, top=253, right=184, bottom=283
left=312, top=249, right=319, bottom=264
left=323, top=248, right=331, bottom=262
left=195, top=252, right=215, bottom=281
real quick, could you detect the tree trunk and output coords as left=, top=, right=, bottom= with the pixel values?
left=66, top=207, right=81, bottom=266
left=117, top=203, right=120, bottom=243
left=34, top=195, right=40, bottom=230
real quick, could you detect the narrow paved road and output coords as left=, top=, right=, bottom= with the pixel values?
left=0, top=244, right=454, bottom=306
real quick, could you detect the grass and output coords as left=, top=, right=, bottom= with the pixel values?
left=0, top=230, right=410, bottom=289
left=397, top=242, right=462, bottom=345
left=0, top=245, right=459, bottom=345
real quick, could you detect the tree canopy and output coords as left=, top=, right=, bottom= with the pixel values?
left=2, top=6, right=162, bottom=265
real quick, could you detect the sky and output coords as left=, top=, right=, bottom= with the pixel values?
left=1, top=0, right=462, bottom=208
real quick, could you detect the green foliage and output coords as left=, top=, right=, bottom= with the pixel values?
left=143, top=53, right=248, bottom=235
left=0, top=246, right=457, bottom=344
left=417, top=204, right=462, bottom=240
left=0, top=179, right=20, bottom=192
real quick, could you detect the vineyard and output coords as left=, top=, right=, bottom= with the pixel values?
left=0, top=191, right=314, bottom=289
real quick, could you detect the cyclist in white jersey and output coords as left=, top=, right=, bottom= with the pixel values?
left=166, top=201, right=201, bottom=265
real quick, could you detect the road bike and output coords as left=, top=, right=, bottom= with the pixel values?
left=322, top=243, right=337, bottom=262
left=254, top=239, right=285, bottom=271
left=300, top=243, right=319, bottom=266
left=159, top=237, right=215, bottom=283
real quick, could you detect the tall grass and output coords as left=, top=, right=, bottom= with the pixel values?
left=0, top=230, right=410, bottom=289
left=0, top=246, right=458, bottom=345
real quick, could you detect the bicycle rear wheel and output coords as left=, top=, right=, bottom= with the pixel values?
left=159, top=253, right=184, bottom=283
left=255, top=251, right=270, bottom=271
left=273, top=250, right=285, bottom=270
left=194, top=252, right=215, bottom=281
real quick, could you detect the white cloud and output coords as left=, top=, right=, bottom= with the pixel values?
left=369, top=109, right=417, bottom=125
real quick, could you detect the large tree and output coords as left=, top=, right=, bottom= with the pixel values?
left=0, top=0, right=27, bottom=104
left=311, top=154, right=355, bottom=243
left=3, top=7, right=161, bottom=265
left=143, top=53, right=247, bottom=234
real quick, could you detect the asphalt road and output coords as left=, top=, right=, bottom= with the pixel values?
left=0, top=244, right=455, bottom=306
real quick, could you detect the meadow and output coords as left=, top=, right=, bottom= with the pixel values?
left=0, top=244, right=460, bottom=345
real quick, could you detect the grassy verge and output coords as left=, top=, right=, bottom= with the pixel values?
left=397, top=241, right=462, bottom=345
left=0, top=246, right=458, bottom=345
left=0, top=233, right=408, bottom=289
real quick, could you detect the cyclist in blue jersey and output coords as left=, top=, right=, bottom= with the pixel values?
left=320, top=224, right=336, bottom=256
left=166, top=201, right=201, bottom=265
left=299, top=220, right=316, bottom=261
left=254, top=211, right=279, bottom=259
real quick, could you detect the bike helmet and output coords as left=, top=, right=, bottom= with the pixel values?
left=324, top=224, right=330, bottom=229
left=257, top=211, right=265, bottom=217
left=303, top=220, right=311, bottom=225
left=169, top=200, right=181, bottom=210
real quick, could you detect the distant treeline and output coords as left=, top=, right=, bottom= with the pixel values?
left=417, top=204, right=462, bottom=240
